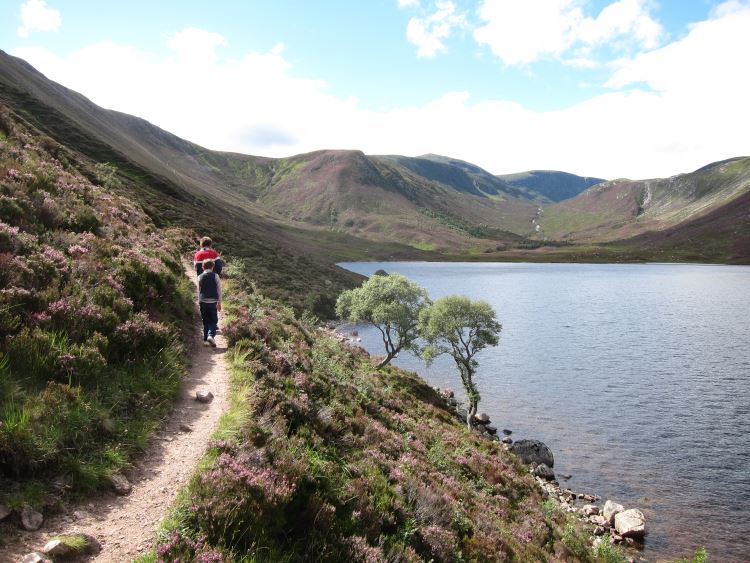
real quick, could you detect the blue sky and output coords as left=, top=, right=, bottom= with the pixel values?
left=2, top=0, right=749, bottom=178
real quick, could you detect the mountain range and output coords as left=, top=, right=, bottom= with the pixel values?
left=1, top=48, right=748, bottom=314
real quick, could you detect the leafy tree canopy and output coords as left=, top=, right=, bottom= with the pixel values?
left=336, top=273, right=429, bottom=368
left=419, top=295, right=501, bottom=427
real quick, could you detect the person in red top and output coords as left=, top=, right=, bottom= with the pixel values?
left=194, top=236, right=223, bottom=276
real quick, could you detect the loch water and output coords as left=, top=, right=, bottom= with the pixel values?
left=338, top=262, right=750, bottom=562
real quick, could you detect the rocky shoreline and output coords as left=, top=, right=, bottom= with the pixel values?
left=437, top=386, right=649, bottom=561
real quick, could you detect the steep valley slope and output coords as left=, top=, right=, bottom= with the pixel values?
left=1, top=48, right=748, bottom=269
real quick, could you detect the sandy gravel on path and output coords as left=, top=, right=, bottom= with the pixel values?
left=0, top=264, right=230, bottom=562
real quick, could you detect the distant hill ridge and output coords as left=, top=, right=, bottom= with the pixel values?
left=1, top=48, right=747, bottom=264
left=497, top=170, right=606, bottom=202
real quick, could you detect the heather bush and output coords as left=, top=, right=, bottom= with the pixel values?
left=0, top=107, right=193, bottom=506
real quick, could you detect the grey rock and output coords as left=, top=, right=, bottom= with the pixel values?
left=0, top=504, right=10, bottom=521
left=582, top=504, right=599, bottom=516
left=42, top=540, right=75, bottom=558
left=179, top=423, right=193, bottom=432
left=510, top=439, right=554, bottom=468
left=559, top=473, right=572, bottom=480
left=590, top=514, right=609, bottom=527
left=476, top=413, right=491, bottom=424
left=594, top=526, right=606, bottom=536
left=603, top=500, right=625, bottom=525
left=583, top=494, right=599, bottom=502
left=20, top=505, right=43, bottom=531
left=533, top=463, right=555, bottom=480
left=20, top=553, right=52, bottom=563
left=447, top=397, right=458, bottom=407
left=501, top=436, right=513, bottom=444
left=443, top=388, right=455, bottom=398
left=110, top=473, right=132, bottom=495
left=455, top=408, right=468, bottom=421
left=485, top=425, right=498, bottom=435
left=502, top=429, right=512, bottom=436
left=196, top=390, right=214, bottom=403
left=614, top=509, right=646, bottom=538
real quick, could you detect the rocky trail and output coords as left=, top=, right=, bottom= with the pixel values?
left=1, top=264, right=230, bottom=563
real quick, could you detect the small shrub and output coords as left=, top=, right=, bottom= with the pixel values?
left=110, top=312, right=172, bottom=362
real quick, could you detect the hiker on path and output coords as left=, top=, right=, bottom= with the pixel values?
left=198, top=258, right=222, bottom=347
left=194, top=236, right=224, bottom=277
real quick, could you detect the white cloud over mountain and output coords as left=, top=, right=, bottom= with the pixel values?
left=17, top=0, right=61, bottom=38
left=10, top=1, right=750, bottom=179
left=473, top=0, right=663, bottom=65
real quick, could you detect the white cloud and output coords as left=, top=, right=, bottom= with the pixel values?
left=166, top=28, right=227, bottom=65
left=10, top=5, right=750, bottom=180
left=398, top=0, right=420, bottom=7
left=474, top=0, right=663, bottom=66
left=17, top=0, right=61, bottom=38
left=406, top=1, right=466, bottom=58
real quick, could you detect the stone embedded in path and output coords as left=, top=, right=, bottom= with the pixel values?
left=110, top=473, right=133, bottom=495
left=196, top=390, right=214, bottom=403
left=20, top=553, right=52, bottom=563
left=614, top=508, right=646, bottom=539
left=179, top=423, right=193, bottom=432
left=20, top=505, right=43, bottom=531
left=43, top=534, right=102, bottom=558
left=603, top=500, right=625, bottom=525
left=42, top=540, right=74, bottom=559
left=510, top=439, right=554, bottom=468
left=0, top=503, right=10, bottom=521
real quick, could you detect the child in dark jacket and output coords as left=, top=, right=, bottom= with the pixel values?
left=198, top=259, right=222, bottom=347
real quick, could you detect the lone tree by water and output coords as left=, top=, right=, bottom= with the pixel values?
left=336, top=273, right=430, bottom=369
left=419, top=296, right=501, bottom=428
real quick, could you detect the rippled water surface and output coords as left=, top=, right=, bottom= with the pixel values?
left=338, top=262, right=750, bottom=562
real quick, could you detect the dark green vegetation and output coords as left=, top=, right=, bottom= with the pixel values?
left=3, top=49, right=746, bottom=269
left=497, top=170, right=605, bottom=202
left=0, top=107, right=194, bottom=514
left=147, top=272, right=605, bottom=562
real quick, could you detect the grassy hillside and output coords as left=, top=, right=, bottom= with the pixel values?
left=538, top=158, right=750, bottom=261
left=497, top=171, right=605, bottom=203
left=0, top=106, right=194, bottom=511
left=144, top=271, right=610, bottom=563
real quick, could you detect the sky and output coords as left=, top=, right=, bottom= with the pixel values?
left=1, top=0, right=749, bottom=179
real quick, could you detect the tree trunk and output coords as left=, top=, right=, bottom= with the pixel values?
left=376, top=352, right=394, bottom=369
left=467, top=401, right=478, bottom=430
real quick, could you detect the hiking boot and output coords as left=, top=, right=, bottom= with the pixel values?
left=207, top=335, right=216, bottom=347
left=203, top=340, right=210, bottom=347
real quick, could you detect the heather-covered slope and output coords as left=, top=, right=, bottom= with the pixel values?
left=148, top=272, right=601, bottom=562
left=0, top=106, right=194, bottom=511
left=0, top=50, right=388, bottom=315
